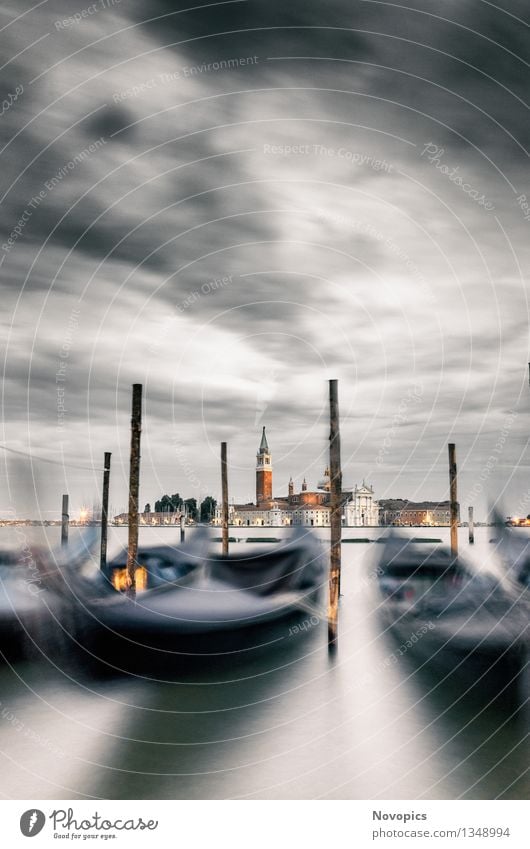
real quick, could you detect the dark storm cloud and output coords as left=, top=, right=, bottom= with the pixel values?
left=86, top=104, right=137, bottom=139
left=131, top=0, right=530, bottom=153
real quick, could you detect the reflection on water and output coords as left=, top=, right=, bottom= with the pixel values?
left=0, top=527, right=528, bottom=799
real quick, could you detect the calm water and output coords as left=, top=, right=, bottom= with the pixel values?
left=0, top=526, right=528, bottom=799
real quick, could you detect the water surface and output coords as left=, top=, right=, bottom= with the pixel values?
left=0, top=526, right=527, bottom=799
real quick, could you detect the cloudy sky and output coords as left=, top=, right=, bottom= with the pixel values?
left=1, top=0, right=529, bottom=520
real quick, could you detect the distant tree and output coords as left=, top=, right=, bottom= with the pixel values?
left=154, top=493, right=185, bottom=513
left=154, top=495, right=172, bottom=513
left=200, top=496, right=217, bottom=523
left=143, top=503, right=151, bottom=514
left=184, top=498, right=198, bottom=520
left=170, top=493, right=183, bottom=511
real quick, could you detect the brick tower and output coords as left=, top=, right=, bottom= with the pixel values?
left=256, top=426, right=273, bottom=506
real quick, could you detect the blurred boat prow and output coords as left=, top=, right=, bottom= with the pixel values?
left=376, top=533, right=529, bottom=701
left=491, top=508, right=530, bottom=592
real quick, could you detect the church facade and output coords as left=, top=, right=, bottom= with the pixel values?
left=344, top=483, right=379, bottom=526
left=214, top=427, right=379, bottom=527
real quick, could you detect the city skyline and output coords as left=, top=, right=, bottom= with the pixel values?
left=1, top=416, right=524, bottom=525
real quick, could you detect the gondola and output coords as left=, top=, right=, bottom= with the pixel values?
left=0, top=550, right=41, bottom=660
left=0, top=547, right=64, bottom=661
left=0, top=531, right=107, bottom=663
left=70, top=528, right=325, bottom=671
left=376, top=534, right=528, bottom=695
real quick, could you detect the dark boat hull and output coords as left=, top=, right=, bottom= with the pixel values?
left=71, top=530, right=325, bottom=675
left=379, top=606, right=527, bottom=697
left=78, top=604, right=321, bottom=677
left=377, top=534, right=529, bottom=699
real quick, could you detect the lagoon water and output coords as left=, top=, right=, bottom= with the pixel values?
left=0, top=526, right=528, bottom=799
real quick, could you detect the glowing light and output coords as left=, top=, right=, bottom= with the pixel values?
left=111, top=566, right=148, bottom=593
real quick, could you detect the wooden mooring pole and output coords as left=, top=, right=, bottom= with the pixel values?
left=61, top=494, right=69, bottom=547
left=180, top=513, right=185, bottom=543
left=328, top=379, right=342, bottom=649
left=448, top=442, right=458, bottom=558
left=126, top=384, right=142, bottom=599
left=221, top=441, right=229, bottom=556
left=100, top=452, right=111, bottom=570
left=468, top=505, right=474, bottom=545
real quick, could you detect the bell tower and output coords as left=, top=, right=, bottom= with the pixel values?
left=256, top=426, right=273, bottom=506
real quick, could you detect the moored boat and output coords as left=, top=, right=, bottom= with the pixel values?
left=0, top=547, right=65, bottom=662
left=376, top=534, right=528, bottom=696
left=491, top=515, right=530, bottom=592
left=69, top=528, right=326, bottom=672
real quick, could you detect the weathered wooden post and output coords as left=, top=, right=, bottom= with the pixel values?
left=328, top=379, right=342, bottom=649
left=61, top=494, right=69, bottom=547
left=221, top=441, right=229, bottom=556
left=100, top=452, right=111, bottom=570
left=180, top=513, right=185, bottom=543
left=448, top=443, right=458, bottom=558
left=126, top=384, right=142, bottom=599
left=468, top=505, right=474, bottom=545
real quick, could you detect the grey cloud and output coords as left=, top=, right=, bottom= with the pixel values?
left=0, top=0, right=529, bottom=517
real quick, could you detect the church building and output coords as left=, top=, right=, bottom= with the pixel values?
left=214, top=427, right=379, bottom=527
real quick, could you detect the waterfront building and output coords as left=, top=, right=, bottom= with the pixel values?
left=343, top=482, right=379, bottom=526
left=113, top=511, right=184, bottom=526
left=213, top=428, right=379, bottom=527
left=378, top=499, right=459, bottom=526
